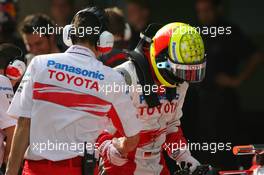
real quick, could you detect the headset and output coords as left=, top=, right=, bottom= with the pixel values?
left=124, top=23, right=132, bottom=41
left=5, top=47, right=26, bottom=80
left=63, top=7, right=114, bottom=54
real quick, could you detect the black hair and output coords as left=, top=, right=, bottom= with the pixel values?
left=105, top=8, right=126, bottom=38
left=71, top=7, right=108, bottom=47
left=0, top=43, right=23, bottom=69
left=19, top=13, right=55, bottom=37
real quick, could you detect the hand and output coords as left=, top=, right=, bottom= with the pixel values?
left=176, top=150, right=200, bottom=173
left=107, top=142, right=128, bottom=166
left=112, top=135, right=139, bottom=155
left=215, top=73, right=242, bottom=88
left=112, top=137, right=128, bottom=156
left=98, top=140, right=128, bottom=166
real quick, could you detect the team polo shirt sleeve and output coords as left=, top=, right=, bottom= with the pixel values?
left=0, top=75, right=16, bottom=129
left=7, top=58, right=36, bottom=119
left=108, top=73, right=142, bottom=137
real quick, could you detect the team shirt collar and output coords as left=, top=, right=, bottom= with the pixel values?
left=65, top=45, right=96, bottom=58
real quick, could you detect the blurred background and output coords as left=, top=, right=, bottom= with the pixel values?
left=1, top=0, right=263, bottom=172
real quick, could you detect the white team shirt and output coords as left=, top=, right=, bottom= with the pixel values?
left=7, top=45, right=142, bottom=161
left=0, top=75, right=16, bottom=129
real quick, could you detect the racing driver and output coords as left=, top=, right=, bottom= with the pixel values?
left=96, top=22, right=206, bottom=175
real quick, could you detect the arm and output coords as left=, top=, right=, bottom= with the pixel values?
left=6, top=117, right=30, bottom=175
left=216, top=52, right=263, bottom=88
left=163, top=124, right=188, bottom=158
left=163, top=83, right=200, bottom=172
left=96, top=130, right=131, bottom=166
left=96, top=84, right=140, bottom=166
left=107, top=104, right=141, bottom=155
left=163, top=124, right=200, bottom=173
left=163, top=83, right=189, bottom=155
left=106, top=72, right=142, bottom=154
left=3, top=126, right=15, bottom=165
left=112, top=135, right=139, bottom=155
left=96, top=122, right=139, bottom=166
left=5, top=57, right=35, bottom=174
left=235, top=52, right=263, bottom=83
left=96, top=66, right=142, bottom=166
left=0, top=76, right=16, bottom=167
left=96, top=115, right=140, bottom=158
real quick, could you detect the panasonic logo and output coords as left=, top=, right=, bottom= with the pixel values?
left=47, top=60, right=105, bottom=80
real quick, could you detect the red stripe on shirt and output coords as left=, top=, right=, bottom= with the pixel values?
left=33, top=82, right=126, bottom=135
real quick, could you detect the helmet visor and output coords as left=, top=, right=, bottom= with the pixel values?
left=157, top=60, right=206, bottom=83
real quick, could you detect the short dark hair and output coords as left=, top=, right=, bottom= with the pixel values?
left=71, top=7, right=107, bottom=47
left=0, top=43, right=23, bottom=69
left=19, top=13, right=55, bottom=37
left=105, top=7, right=126, bottom=38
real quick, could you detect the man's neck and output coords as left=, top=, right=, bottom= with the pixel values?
left=76, top=43, right=99, bottom=57
left=51, top=46, right=60, bottom=54
left=10, top=80, right=17, bottom=87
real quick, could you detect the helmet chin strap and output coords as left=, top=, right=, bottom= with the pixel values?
left=127, top=30, right=177, bottom=107
left=129, top=39, right=161, bottom=107
left=136, top=33, right=160, bottom=84
left=145, top=51, right=162, bottom=85
left=138, top=29, right=176, bottom=87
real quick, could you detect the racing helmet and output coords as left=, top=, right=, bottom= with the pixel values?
left=150, top=22, right=206, bottom=87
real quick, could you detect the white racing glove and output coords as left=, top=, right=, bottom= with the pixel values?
left=174, top=149, right=200, bottom=173
left=98, top=140, right=128, bottom=166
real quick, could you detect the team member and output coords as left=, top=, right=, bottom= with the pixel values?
left=19, top=13, right=61, bottom=64
left=194, top=0, right=264, bottom=168
left=126, top=0, right=152, bottom=49
left=0, top=44, right=26, bottom=172
left=100, top=7, right=131, bottom=67
left=50, top=0, right=74, bottom=27
left=50, top=0, right=75, bottom=52
left=96, top=23, right=206, bottom=175
left=6, top=7, right=141, bottom=175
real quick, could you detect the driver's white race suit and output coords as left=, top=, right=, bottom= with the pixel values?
left=96, top=61, right=199, bottom=175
